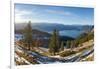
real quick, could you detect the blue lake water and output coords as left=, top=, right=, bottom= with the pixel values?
left=59, top=30, right=84, bottom=38
left=15, top=30, right=84, bottom=40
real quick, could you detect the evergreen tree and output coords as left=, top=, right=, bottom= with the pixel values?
left=23, top=21, right=33, bottom=50
left=49, top=29, right=60, bottom=55
left=60, top=41, right=64, bottom=51
left=70, top=41, right=74, bottom=51
left=66, top=41, right=71, bottom=48
left=75, top=40, right=79, bottom=47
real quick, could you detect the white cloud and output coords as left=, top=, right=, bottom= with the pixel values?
left=15, top=9, right=33, bottom=23
left=15, top=8, right=79, bottom=23
left=45, top=9, right=72, bottom=16
left=15, top=9, right=32, bottom=16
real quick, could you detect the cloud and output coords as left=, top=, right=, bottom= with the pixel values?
left=15, top=8, right=80, bottom=23
left=15, top=9, right=32, bottom=16
left=15, top=9, right=33, bottom=23
left=45, top=9, right=72, bottom=16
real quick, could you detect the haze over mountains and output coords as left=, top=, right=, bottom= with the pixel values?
left=15, top=23, right=94, bottom=32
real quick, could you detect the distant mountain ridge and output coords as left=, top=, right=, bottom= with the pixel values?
left=15, top=23, right=94, bottom=32
left=15, top=28, right=74, bottom=41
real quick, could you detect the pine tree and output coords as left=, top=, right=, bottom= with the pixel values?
left=49, top=29, right=60, bottom=55
left=70, top=41, right=75, bottom=51
left=60, top=41, right=64, bottom=51
left=23, top=21, right=33, bottom=50
left=66, top=41, right=71, bottom=48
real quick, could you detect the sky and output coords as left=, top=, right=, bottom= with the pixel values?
left=15, top=3, right=94, bottom=25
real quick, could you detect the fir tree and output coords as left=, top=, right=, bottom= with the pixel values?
left=23, top=21, right=33, bottom=50
left=49, top=29, right=60, bottom=55
left=66, top=41, right=71, bottom=48
left=60, top=41, right=64, bottom=51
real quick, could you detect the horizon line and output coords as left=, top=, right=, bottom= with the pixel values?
left=15, top=22, right=94, bottom=26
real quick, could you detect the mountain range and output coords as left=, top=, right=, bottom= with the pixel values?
left=15, top=23, right=94, bottom=32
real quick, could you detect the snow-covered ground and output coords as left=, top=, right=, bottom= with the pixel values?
left=15, top=46, right=32, bottom=65
left=15, top=43, right=94, bottom=64
left=15, top=35, right=94, bottom=64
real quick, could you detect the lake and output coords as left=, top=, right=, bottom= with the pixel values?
left=15, top=30, right=85, bottom=41
left=59, top=30, right=84, bottom=38
left=47, top=30, right=84, bottom=38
